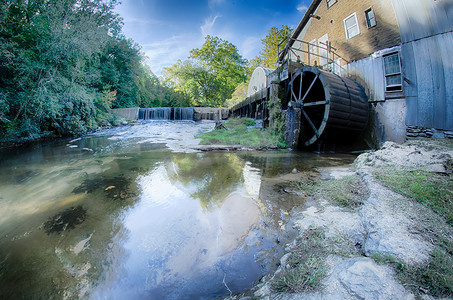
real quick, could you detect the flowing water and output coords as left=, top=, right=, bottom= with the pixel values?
left=0, top=121, right=356, bottom=299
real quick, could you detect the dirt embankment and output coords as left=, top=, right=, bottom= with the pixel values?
left=227, top=139, right=453, bottom=300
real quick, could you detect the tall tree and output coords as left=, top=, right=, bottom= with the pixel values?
left=164, top=36, right=247, bottom=107
left=0, top=0, right=176, bottom=142
left=256, top=25, right=292, bottom=69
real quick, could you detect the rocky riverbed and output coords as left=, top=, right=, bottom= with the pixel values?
left=226, top=139, right=453, bottom=300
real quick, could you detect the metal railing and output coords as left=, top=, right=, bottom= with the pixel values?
left=277, top=37, right=350, bottom=78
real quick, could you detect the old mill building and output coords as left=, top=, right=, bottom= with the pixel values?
left=233, top=0, right=453, bottom=148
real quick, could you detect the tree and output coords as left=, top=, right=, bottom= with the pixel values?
left=224, top=82, right=248, bottom=108
left=163, top=36, right=247, bottom=107
left=256, top=25, right=292, bottom=69
left=0, top=0, right=183, bottom=143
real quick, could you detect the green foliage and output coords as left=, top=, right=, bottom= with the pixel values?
left=298, top=175, right=368, bottom=208
left=0, top=0, right=185, bottom=144
left=224, top=82, right=248, bottom=108
left=375, top=168, right=453, bottom=224
left=163, top=36, right=247, bottom=107
left=272, top=227, right=327, bottom=293
left=254, top=25, right=292, bottom=70
left=171, top=153, right=244, bottom=210
left=197, top=118, right=285, bottom=148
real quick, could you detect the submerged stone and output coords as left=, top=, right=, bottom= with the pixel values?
left=43, top=206, right=87, bottom=234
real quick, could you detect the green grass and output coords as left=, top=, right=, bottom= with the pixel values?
left=197, top=118, right=287, bottom=148
left=272, top=227, right=357, bottom=293
left=375, top=168, right=453, bottom=224
left=272, top=228, right=327, bottom=293
left=371, top=238, right=453, bottom=298
left=298, top=175, right=369, bottom=208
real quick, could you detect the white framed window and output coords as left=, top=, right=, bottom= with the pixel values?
left=327, top=0, right=337, bottom=8
left=365, top=8, right=376, bottom=28
left=383, top=52, right=402, bottom=91
left=343, top=12, right=360, bottom=39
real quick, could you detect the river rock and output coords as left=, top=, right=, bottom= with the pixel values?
left=325, top=257, right=414, bottom=300
left=276, top=257, right=414, bottom=300
left=359, top=171, right=432, bottom=264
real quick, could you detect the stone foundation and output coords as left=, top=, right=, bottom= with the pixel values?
left=406, top=126, right=453, bottom=139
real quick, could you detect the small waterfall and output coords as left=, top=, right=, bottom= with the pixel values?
left=138, top=107, right=194, bottom=121
left=173, top=107, right=194, bottom=120
left=138, top=108, right=172, bottom=120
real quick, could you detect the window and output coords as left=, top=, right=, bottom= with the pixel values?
left=327, top=0, right=337, bottom=8
left=383, top=53, right=402, bottom=91
left=365, top=8, right=376, bottom=28
left=343, top=13, right=360, bottom=39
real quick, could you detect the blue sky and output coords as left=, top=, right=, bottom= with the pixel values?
left=115, top=0, right=311, bottom=76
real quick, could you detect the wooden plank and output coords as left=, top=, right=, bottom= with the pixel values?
left=436, top=32, right=453, bottom=130
left=428, top=0, right=453, bottom=35
left=429, top=36, right=446, bottom=129
left=413, top=38, right=434, bottom=128
left=401, top=43, right=418, bottom=126
left=391, top=0, right=414, bottom=43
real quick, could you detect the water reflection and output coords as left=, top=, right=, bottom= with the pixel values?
left=93, top=153, right=263, bottom=299
left=0, top=121, right=357, bottom=299
left=170, top=153, right=245, bottom=209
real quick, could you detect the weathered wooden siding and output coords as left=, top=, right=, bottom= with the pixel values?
left=391, top=0, right=453, bottom=130
left=346, top=47, right=393, bottom=102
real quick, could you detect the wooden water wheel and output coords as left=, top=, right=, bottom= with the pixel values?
left=288, top=66, right=369, bottom=147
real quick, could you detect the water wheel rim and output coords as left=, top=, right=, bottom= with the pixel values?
left=290, top=67, right=330, bottom=146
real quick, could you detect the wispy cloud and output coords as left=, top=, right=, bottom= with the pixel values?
left=239, top=36, right=261, bottom=60
left=208, top=0, right=225, bottom=9
left=297, top=4, right=308, bottom=13
left=142, top=34, right=203, bottom=76
left=200, top=15, right=220, bottom=37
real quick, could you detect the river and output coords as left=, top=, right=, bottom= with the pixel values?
left=0, top=121, right=356, bottom=299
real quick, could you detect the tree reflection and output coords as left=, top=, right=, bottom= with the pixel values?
left=170, top=153, right=245, bottom=210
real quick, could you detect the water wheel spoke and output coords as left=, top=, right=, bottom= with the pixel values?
left=302, top=73, right=319, bottom=101
left=303, top=100, right=327, bottom=107
left=301, top=109, right=320, bottom=137
left=298, top=73, right=303, bottom=100
left=291, top=85, right=298, bottom=102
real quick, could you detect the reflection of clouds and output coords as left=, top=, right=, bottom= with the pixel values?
left=242, top=162, right=261, bottom=200
left=106, top=156, right=261, bottom=297
left=136, top=164, right=185, bottom=209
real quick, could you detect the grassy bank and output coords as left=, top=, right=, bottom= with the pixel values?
left=374, top=167, right=453, bottom=225
left=372, top=166, right=453, bottom=297
left=371, top=238, right=453, bottom=298
left=298, top=174, right=369, bottom=209
left=197, top=118, right=287, bottom=148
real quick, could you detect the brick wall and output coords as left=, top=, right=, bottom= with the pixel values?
left=297, top=0, right=401, bottom=63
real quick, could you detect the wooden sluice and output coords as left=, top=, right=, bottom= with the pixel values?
left=231, top=88, right=270, bottom=120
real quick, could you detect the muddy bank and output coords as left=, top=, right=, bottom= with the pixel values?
left=226, top=139, right=453, bottom=300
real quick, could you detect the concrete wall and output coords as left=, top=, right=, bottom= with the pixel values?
left=373, top=99, right=407, bottom=145
left=112, top=107, right=139, bottom=120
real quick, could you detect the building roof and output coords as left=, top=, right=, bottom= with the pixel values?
left=288, top=0, right=321, bottom=48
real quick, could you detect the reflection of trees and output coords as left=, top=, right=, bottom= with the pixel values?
left=170, top=153, right=245, bottom=210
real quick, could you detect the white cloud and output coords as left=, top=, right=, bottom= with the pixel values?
left=297, top=4, right=308, bottom=13
left=141, top=34, right=203, bottom=76
left=200, top=15, right=220, bottom=37
left=239, top=36, right=261, bottom=60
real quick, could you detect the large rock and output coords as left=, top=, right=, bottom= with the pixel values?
left=359, top=171, right=432, bottom=264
